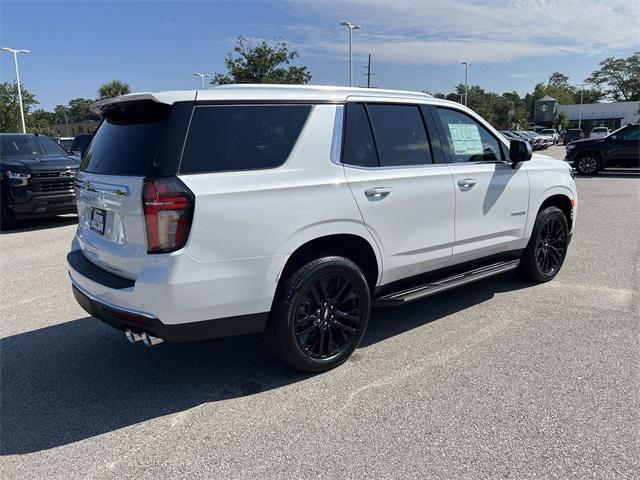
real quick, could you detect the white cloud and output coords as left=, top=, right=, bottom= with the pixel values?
left=283, top=0, right=640, bottom=64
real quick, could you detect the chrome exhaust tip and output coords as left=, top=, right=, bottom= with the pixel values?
left=125, top=329, right=143, bottom=344
left=141, top=332, right=164, bottom=347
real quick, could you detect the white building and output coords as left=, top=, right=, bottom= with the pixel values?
left=557, top=101, right=639, bottom=130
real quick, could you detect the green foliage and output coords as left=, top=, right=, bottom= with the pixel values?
left=27, top=108, right=58, bottom=135
left=0, top=82, right=38, bottom=133
left=211, top=36, right=311, bottom=85
left=98, top=79, right=131, bottom=100
left=586, top=52, right=640, bottom=101
left=554, top=112, right=569, bottom=130
left=55, top=98, right=100, bottom=122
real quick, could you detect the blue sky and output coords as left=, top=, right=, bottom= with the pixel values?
left=1, top=0, right=639, bottom=111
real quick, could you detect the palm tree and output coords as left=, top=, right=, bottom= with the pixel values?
left=98, top=80, right=131, bottom=100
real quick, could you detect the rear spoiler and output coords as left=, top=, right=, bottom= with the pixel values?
left=90, top=91, right=197, bottom=115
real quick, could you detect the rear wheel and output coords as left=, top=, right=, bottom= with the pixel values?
left=575, top=153, right=601, bottom=175
left=266, top=256, right=370, bottom=372
left=518, top=206, right=569, bottom=282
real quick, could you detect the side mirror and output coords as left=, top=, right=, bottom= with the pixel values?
left=509, top=139, right=532, bottom=166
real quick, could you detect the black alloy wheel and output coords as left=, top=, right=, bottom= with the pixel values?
left=517, top=206, right=569, bottom=282
left=266, top=256, right=370, bottom=372
left=534, top=216, right=567, bottom=276
left=293, top=273, right=362, bottom=360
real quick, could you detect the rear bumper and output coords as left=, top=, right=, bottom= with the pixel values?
left=67, top=248, right=270, bottom=343
left=71, top=277, right=268, bottom=343
left=11, top=191, right=76, bottom=218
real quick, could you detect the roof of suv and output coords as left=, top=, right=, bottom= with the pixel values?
left=91, top=84, right=439, bottom=112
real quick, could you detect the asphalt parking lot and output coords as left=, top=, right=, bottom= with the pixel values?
left=1, top=146, right=639, bottom=479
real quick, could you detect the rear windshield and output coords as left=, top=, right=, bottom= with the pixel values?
left=179, top=104, right=311, bottom=174
left=80, top=102, right=169, bottom=176
left=1, top=135, right=69, bottom=159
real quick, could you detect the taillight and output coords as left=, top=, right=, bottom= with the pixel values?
left=142, top=177, right=194, bottom=253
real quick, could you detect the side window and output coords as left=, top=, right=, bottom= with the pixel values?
left=342, top=103, right=379, bottom=167
left=617, top=126, right=639, bottom=140
left=180, top=105, right=311, bottom=174
left=435, top=108, right=502, bottom=163
left=367, top=104, right=432, bottom=167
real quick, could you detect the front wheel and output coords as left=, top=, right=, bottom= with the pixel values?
left=265, top=256, right=370, bottom=372
left=518, top=206, right=569, bottom=283
left=575, top=154, right=601, bottom=175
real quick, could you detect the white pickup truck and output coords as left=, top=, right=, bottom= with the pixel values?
left=67, top=85, right=577, bottom=372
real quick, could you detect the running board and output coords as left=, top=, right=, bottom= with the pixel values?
left=373, top=259, right=520, bottom=306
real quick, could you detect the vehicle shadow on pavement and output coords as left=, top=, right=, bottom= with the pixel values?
left=0, top=274, right=531, bottom=455
left=0, top=215, right=78, bottom=235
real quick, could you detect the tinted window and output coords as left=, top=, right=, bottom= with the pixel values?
left=1, top=135, right=69, bottom=159
left=367, top=104, right=432, bottom=167
left=72, top=135, right=92, bottom=153
left=180, top=105, right=311, bottom=174
left=435, top=108, right=502, bottom=163
left=616, top=125, right=639, bottom=140
left=81, top=104, right=169, bottom=176
left=342, top=103, right=378, bottom=167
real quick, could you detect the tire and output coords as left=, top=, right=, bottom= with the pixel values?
left=0, top=201, right=15, bottom=231
left=575, top=153, right=601, bottom=175
left=517, top=206, right=569, bottom=283
left=265, top=256, right=371, bottom=372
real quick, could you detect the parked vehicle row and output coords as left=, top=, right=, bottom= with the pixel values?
left=67, top=85, right=577, bottom=372
left=0, top=133, right=80, bottom=230
left=51, top=134, right=94, bottom=158
left=565, top=123, right=639, bottom=175
left=501, top=130, right=553, bottom=150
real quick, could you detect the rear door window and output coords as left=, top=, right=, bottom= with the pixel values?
left=179, top=105, right=311, bottom=174
left=342, top=103, right=379, bottom=168
left=366, top=104, right=432, bottom=167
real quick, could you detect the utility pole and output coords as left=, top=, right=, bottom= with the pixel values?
left=63, top=108, right=70, bottom=136
left=1, top=47, right=30, bottom=133
left=340, top=21, right=361, bottom=87
left=363, top=54, right=374, bottom=88
left=461, top=62, right=471, bottom=107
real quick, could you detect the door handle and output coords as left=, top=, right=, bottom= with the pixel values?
left=364, top=187, right=393, bottom=199
left=457, top=178, right=478, bottom=189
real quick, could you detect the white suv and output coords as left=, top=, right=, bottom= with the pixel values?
left=68, top=85, right=577, bottom=372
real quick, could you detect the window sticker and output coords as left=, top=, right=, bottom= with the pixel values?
left=448, top=123, right=483, bottom=155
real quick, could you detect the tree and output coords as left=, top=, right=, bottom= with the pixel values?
left=98, top=80, right=131, bottom=100
left=554, top=111, right=569, bottom=131
left=27, top=108, right=58, bottom=136
left=211, top=36, right=311, bottom=85
left=586, top=52, right=640, bottom=101
left=0, top=82, right=38, bottom=133
left=58, top=98, right=100, bottom=122
left=548, top=72, right=570, bottom=88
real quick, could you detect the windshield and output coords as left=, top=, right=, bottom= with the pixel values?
left=0, top=135, right=69, bottom=159
left=541, top=129, right=555, bottom=134
left=592, top=128, right=607, bottom=132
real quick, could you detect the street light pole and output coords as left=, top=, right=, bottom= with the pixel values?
left=1, top=47, right=30, bottom=133
left=193, top=73, right=210, bottom=89
left=340, top=21, right=361, bottom=87
left=576, top=83, right=586, bottom=130
left=461, top=62, right=471, bottom=107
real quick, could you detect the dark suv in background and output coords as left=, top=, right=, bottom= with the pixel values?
left=565, top=124, right=640, bottom=175
left=1, top=133, right=80, bottom=229
left=563, top=129, right=585, bottom=145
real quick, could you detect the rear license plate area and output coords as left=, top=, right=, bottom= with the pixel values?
left=90, top=208, right=106, bottom=235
